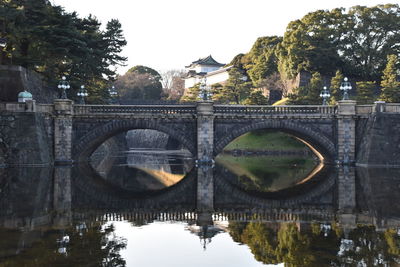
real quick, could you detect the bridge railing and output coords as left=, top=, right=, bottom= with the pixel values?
left=0, top=102, right=28, bottom=112
left=73, top=104, right=197, bottom=115
left=214, top=105, right=337, bottom=115
left=36, top=104, right=54, bottom=113
left=355, top=105, right=373, bottom=115
left=386, top=103, right=400, bottom=113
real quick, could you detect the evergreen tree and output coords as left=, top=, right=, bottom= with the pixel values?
left=180, top=83, right=200, bottom=102
left=356, top=81, right=376, bottom=104
left=330, top=70, right=344, bottom=103
left=243, top=90, right=269, bottom=105
left=379, top=55, right=400, bottom=102
left=220, top=67, right=252, bottom=104
left=0, top=0, right=127, bottom=103
left=287, top=72, right=323, bottom=104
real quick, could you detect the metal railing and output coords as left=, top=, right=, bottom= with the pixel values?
left=73, top=104, right=197, bottom=115
left=214, top=105, right=337, bottom=115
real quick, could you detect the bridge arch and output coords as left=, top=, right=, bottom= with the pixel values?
left=73, top=119, right=195, bottom=162
left=214, top=120, right=336, bottom=162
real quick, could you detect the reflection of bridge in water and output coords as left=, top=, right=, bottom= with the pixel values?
left=1, top=164, right=400, bottom=231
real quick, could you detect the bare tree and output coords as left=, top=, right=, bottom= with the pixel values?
left=160, top=69, right=186, bottom=100
left=258, top=72, right=289, bottom=97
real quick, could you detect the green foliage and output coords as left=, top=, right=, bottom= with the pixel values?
left=180, top=83, right=200, bottom=102
left=0, top=0, right=127, bottom=103
left=277, top=4, right=400, bottom=81
left=277, top=9, right=342, bottom=80
left=219, top=67, right=252, bottom=104
left=379, top=54, right=400, bottom=102
left=356, top=81, right=376, bottom=104
left=287, top=72, right=324, bottom=104
left=242, top=90, right=268, bottom=105
left=245, top=36, right=282, bottom=86
left=330, top=70, right=344, bottom=104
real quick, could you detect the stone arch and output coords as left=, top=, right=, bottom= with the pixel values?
left=214, top=120, right=336, bottom=162
left=73, top=119, right=195, bottom=162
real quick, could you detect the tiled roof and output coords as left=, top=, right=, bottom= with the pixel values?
left=187, top=55, right=225, bottom=67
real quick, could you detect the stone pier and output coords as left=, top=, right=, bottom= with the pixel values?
left=54, top=99, right=73, bottom=165
left=196, top=101, right=214, bottom=161
left=53, top=166, right=72, bottom=228
left=337, top=100, right=356, bottom=164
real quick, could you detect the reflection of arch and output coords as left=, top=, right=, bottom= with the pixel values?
left=72, top=163, right=197, bottom=210
left=73, top=120, right=195, bottom=162
left=214, top=164, right=336, bottom=208
left=214, top=120, right=336, bottom=162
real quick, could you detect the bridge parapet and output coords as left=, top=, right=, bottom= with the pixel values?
left=214, top=105, right=337, bottom=117
left=73, top=104, right=197, bottom=116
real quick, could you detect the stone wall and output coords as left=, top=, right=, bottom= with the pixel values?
left=356, top=113, right=400, bottom=166
left=0, top=112, right=53, bottom=166
left=0, top=65, right=57, bottom=103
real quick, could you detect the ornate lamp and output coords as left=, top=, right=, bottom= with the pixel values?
left=340, top=77, right=352, bottom=100
left=200, top=77, right=211, bottom=101
left=58, top=76, right=70, bottom=99
left=108, top=85, right=118, bottom=104
left=320, top=86, right=331, bottom=105
left=77, top=85, right=88, bottom=104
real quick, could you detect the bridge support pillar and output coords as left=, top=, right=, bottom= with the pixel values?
left=337, top=100, right=356, bottom=164
left=54, top=99, right=74, bottom=165
left=197, top=166, right=214, bottom=212
left=53, top=166, right=72, bottom=228
left=196, top=101, right=214, bottom=162
left=196, top=166, right=214, bottom=226
left=337, top=166, right=356, bottom=234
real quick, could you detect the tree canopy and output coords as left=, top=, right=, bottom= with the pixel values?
left=115, top=66, right=163, bottom=103
left=277, top=4, right=400, bottom=81
left=0, top=0, right=127, bottom=103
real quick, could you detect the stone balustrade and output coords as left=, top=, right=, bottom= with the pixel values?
left=214, top=104, right=337, bottom=116
left=2, top=102, right=400, bottom=117
left=73, top=104, right=197, bottom=115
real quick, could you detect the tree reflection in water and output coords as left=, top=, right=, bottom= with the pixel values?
left=228, top=222, right=400, bottom=266
left=0, top=223, right=127, bottom=267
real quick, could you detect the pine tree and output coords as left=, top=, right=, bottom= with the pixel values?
left=287, top=72, right=323, bottom=104
left=180, top=83, right=200, bottom=102
left=356, top=81, right=376, bottom=104
left=379, top=55, right=400, bottom=103
left=330, top=70, right=344, bottom=104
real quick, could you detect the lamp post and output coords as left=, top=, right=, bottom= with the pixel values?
left=200, top=77, right=211, bottom=101
left=77, top=85, right=88, bottom=104
left=0, top=37, right=7, bottom=65
left=108, top=85, right=118, bottom=104
left=58, top=76, right=70, bottom=99
left=340, top=77, right=352, bottom=100
left=0, top=37, right=6, bottom=48
left=320, top=86, right=331, bottom=105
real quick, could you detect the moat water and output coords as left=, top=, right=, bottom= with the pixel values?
left=1, top=149, right=400, bottom=266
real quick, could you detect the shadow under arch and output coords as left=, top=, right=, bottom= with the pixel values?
left=214, top=163, right=337, bottom=208
left=72, top=162, right=197, bottom=210
left=214, top=120, right=336, bottom=162
left=73, top=120, right=195, bottom=162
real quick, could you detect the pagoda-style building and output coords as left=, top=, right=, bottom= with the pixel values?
left=184, top=55, right=231, bottom=89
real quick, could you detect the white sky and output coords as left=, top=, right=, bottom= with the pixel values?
left=53, top=0, right=394, bottom=74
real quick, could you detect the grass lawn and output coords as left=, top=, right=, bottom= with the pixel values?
left=223, top=130, right=308, bottom=151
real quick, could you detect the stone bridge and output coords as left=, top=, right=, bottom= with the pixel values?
left=2, top=100, right=400, bottom=166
